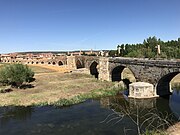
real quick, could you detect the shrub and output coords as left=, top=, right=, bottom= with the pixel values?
left=0, top=64, right=34, bottom=88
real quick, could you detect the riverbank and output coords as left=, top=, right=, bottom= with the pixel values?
left=0, top=65, right=121, bottom=106
left=167, top=122, right=180, bottom=135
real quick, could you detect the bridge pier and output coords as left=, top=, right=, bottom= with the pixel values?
left=67, top=56, right=76, bottom=70
left=98, top=57, right=111, bottom=81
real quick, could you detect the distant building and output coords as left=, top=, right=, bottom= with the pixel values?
left=0, top=50, right=110, bottom=63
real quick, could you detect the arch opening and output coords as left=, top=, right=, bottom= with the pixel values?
left=48, top=62, right=51, bottom=65
left=76, top=59, right=84, bottom=69
left=112, top=66, right=125, bottom=82
left=52, top=62, right=56, bottom=65
left=41, top=61, right=44, bottom=64
left=58, top=61, right=63, bottom=66
left=111, top=66, right=136, bottom=89
left=157, top=72, right=180, bottom=96
left=90, top=61, right=99, bottom=79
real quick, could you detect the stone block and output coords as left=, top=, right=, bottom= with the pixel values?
left=129, top=82, right=158, bottom=98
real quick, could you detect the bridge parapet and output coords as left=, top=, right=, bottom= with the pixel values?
left=109, top=58, right=180, bottom=68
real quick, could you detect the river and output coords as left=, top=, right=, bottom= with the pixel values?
left=0, top=90, right=180, bottom=135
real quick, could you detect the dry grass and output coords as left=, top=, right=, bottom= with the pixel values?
left=0, top=63, right=179, bottom=106
left=28, top=64, right=71, bottom=74
left=0, top=71, right=114, bottom=106
left=28, top=65, right=57, bottom=74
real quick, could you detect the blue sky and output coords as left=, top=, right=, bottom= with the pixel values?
left=0, top=0, right=180, bottom=53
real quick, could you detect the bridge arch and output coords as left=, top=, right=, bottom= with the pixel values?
left=110, top=65, right=136, bottom=88
left=52, top=61, right=56, bottom=65
left=76, top=59, right=84, bottom=69
left=58, top=61, right=63, bottom=66
left=90, top=61, right=99, bottom=79
left=111, top=65, right=126, bottom=82
left=156, top=72, right=180, bottom=96
left=41, top=61, right=44, bottom=64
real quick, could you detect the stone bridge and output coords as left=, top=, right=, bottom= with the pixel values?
left=1, top=56, right=180, bottom=96
left=1, top=55, right=100, bottom=77
left=98, top=57, right=180, bottom=96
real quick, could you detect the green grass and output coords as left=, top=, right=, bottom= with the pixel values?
left=33, top=86, right=122, bottom=106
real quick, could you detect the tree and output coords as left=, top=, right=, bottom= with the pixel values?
left=116, top=36, right=180, bottom=59
left=0, top=64, right=34, bottom=88
left=109, top=50, right=117, bottom=57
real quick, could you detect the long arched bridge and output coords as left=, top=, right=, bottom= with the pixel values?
left=1, top=56, right=180, bottom=96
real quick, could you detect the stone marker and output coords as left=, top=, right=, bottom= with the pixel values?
left=129, top=82, right=158, bottom=98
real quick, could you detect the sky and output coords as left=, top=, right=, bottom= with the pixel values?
left=0, top=0, right=180, bottom=54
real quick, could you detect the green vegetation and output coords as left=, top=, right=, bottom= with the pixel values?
left=0, top=68, right=120, bottom=106
left=0, top=64, right=34, bottom=88
left=33, top=87, right=122, bottom=106
left=109, top=36, right=180, bottom=59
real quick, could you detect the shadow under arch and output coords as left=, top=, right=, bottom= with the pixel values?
left=52, top=61, right=56, bottom=65
left=58, top=61, right=63, bottom=66
left=111, top=66, right=125, bottom=82
left=90, top=61, right=99, bottom=79
left=157, top=72, right=180, bottom=96
left=111, top=66, right=136, bottom=89
left=76, top=59, right=84, bottom=69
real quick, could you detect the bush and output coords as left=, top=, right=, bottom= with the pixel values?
left=0, top=64, right=34, bottom=88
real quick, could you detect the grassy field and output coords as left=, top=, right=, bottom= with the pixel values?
left=0, top=64, right=117, bottom=106
left=28, top=64, right=71, bottom=73
left=0, top=63, right=179, bottom=106
left=29, top=65, right=57, bottom=74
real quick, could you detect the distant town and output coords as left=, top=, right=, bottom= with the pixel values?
left=0, top=50, right=110, bottom=63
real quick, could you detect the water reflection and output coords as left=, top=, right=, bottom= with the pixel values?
left=100, top=95, right=178, bottom=134
left=0, top=106, right=33, bottom=126
left=170, top=89, right=180, bottom=119
left=0, top=90, right=179, bottom=135
left=100, top=89, right=180, bottom=134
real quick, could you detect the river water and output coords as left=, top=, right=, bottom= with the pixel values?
left=0, top=90, right=180, bottom=135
